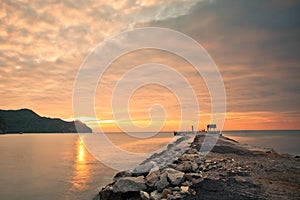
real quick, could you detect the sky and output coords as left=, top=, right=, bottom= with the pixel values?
left=1, top=0, right=300, bottom=131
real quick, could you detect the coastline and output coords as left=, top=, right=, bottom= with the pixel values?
left=94, top=134, right=300, bottom=200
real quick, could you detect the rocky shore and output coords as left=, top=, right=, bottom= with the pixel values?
left=94, top=134, right=300, bottom=200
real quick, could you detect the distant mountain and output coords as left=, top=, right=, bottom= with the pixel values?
left=0, top=109, right=92, bottom=133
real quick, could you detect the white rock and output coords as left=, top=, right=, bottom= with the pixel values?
left=180, top=186, right=189, bottom=192
left=140, top=191, right=150, bottom=200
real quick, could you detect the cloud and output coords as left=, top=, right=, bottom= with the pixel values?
left=0, top=0, right=202, bottom=123
left=145, top=0, right=300, bottom=120
left=1, top=0, right=299, bottom=130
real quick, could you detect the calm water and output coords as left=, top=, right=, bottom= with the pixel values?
left=0, top=131, right=299, bottom=200
left=0, top=134, right=117, bottom=200
left=0, top=133, right=174, bottom=200
left=223, top=130, right=300, bottom=155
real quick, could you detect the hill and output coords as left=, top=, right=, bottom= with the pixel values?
left=0, top=109, right=92, bottom=133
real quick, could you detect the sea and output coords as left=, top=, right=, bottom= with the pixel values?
left=0, top=130, right=299, bottom=200
left=223, top=130, right=300, bottom=155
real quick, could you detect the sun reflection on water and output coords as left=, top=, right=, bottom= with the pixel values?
left=78, top=140, right=85, bottom=163
left=71, top=137, right=90, bottom=190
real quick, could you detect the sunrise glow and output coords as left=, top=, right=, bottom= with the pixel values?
left=1, top=0, right=299, bottom=131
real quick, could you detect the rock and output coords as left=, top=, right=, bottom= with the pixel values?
left=170, top=191, right=187, bottom=199
left=175, top=161, right=192, bottom=172
left=186, top=148, right=198, bottom=154
left=161, top=188, right=172, bottom=199
left=113, top=176, right=147, bottom=193
left=198, top=164, right=205, bottom=170
left=191, top=162, right=198, bottom=172
left=192, top=178, right=202, bottom=184
left=140, top=191, right=150, bottom=200
left=113, top=170, right=132, bottom=181
left=99, top=185, right=122, bottom=200
left=146, top=171, right=160, bottom=188
left=155, top=173, right=169, bottom=192
left=180, top=186, right=189, bottom=192
left=188, top=187, right=196, bottom=195
left=99, top=185, right=113, bottom=200
left=164, top=168, right=185, bottom=186
left=150, top=190, right=162, bottom=200
left=167, top=164, right=178, bottom=169
left=180, top=153, right=199, bottom=161
left=194, top=157, right=202, bottom=165
left=133, top=162, right=155, bottom=176
left=149, top=165, right=160, bottom=175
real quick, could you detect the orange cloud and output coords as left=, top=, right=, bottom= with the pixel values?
left=1, top=0, right=300, bottom=131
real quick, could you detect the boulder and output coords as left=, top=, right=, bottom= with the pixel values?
left=133, top=162, right=155, bottom=176
left=146, top=171, right=160, bottom=188
left=98, top=185, right=113, bottom=200
left=155, top=173, right=169, bottom=192
left=99, top=185, right=122, bottom=200
left=164, top=168, right=185, bottom=186
left=148, top=165, right=160, bottom=175
left=113, top=170, right=132, bottom=181
left=113, top=176, right=147, bottom=193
